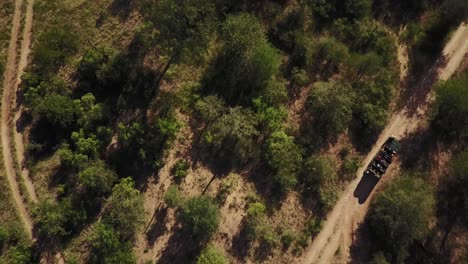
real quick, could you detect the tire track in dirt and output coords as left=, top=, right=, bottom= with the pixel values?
left=300, top=22, right=468, bottom=264
left=13, top=0, right=37, bottom=203
left=1, top=0, right=33, bottom=238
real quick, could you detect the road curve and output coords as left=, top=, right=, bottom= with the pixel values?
left=300, top=22, right=468, bottom=264
left=1, top=0, right=33, bottom=239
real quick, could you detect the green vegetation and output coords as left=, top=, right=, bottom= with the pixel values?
left=172, top=160, right=190, bottom=179
left=265, top=130, right=303, bottom=191
left=368, top=176, right=435, bottom=262
left=164, top=185, right=181, bottom=208
left=205, top=13, right=281, bottom=104
left=432, top=74, right=468, bottom=139
left=147, top=0, right=216, bottom=90
left=196, top=245, right=227, bottom=264
left=307, top=80, right=354, bottom=139
left=9, top=0, right=464, bottom=262
left=181, top=196, right=220, bottom=241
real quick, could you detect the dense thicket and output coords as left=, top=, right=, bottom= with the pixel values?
left=432, top=74, right=468, bottom=140
left=368, top=176, right=435, bottom=263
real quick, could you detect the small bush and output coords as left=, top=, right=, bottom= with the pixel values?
left=304, top=217, right=323, bottom=236
left=172, top=160, right=190, bottom=179
left=196, top=245, right=227, bottom=264
left=340, top=156, right=360, bottom=181
left=164, top=185, right=181, bottom=208
left=319, top=186, right=339, bottom=212
left=280, top=229, right=296, bottom=248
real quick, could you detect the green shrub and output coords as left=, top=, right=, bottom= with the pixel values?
left=196, top=245, right=227, bottom=264
left=304, top=217, right=324, bottom=236
left=307, top=80, right=354, bottom=139
left=291, top=67, right=310, bottom=87
left=431, top=74, right=468, bottom=138
left=181, top=196, right=220, bottom=241
left=318, top=186, right=339, bottom=212
left=164, top=185, right=181, bottom=208
left=280, top=229, right=296, bottom=248
left=89, top=222, right=136, bottom=264
left=369, top=176, right=435, bottom=261
left=340, top=156, right=360, bottom=180
left=103, top=178, right=144, bottom=240
left=265, top=130, right=303, bottom=191
left=172, top=160, right=190, bottom=179
left=78, top=160, right=117, bottom=195
left=207, top=13, right=281, bottom=104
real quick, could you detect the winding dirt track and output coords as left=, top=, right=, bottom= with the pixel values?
left=1, top=0, right=33, bottom=239
left=300, top=23, right=468, bottom=264
left=14, top=0, right=37, bottom=203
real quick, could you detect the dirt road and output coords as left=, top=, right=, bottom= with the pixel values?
left=14, top=0, right=37, bottom=203
left=1, top=0, right=33, bottom=238
left=300, top=22, right=468, bottom=264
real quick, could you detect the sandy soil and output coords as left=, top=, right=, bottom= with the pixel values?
left=1, top=0, right=33, bottom=239
left=299, top=22, right=468, bottom=264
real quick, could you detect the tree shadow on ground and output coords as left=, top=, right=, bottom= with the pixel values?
left=398, top=127, right=438, bottom=171
left=107, top=0, right=136, bottom=21
left=157, top=226, right=202, bottom=264
left=349, top=221, right=373, bottom=264
left=230, top=221, right=251, bottom=261
left=146, top=206, right=168, bottom=247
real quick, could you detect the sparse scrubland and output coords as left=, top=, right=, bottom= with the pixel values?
left=0, top=0, right=466, bottom=263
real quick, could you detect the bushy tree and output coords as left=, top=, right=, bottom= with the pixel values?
left=195, top=96, right=226, bottom=124
left=265, top=130, right=303, bottom=191
left=244, top=202, right=280, bottom=249
left=345, top=0, right=372, bottom=19
left=303, top=155, right=336, bottom=187
left=75, top=93, right=105, bottom=132
left=205, top=107, right=259, bottom=166
left=207, top=13, right=281, bottom=104
left=89, top=222, right=135, bottom=264
left=33, top=199, right=68, bottom=237
left=196, top=245, right=227, bottom=264
left=33, top=198, right=85, bottom=238
left=314, top=37, right=349, bottom=76
left=71, top=130, right=102, bottom=158
left=103, top=178, right=144, bottom=240
left=349, top=52, right=384, bottom=80
left=149, top=0, right=216, bottom=88
left=181, top=196, right=220, bottom=241
left=307, top=80, right=354, bottom=138
left=253, top=98, right=287, bottom=133
left=431, top=74, right=468, bottom=138
left=354, top=103, right=388, bottom=137
left=77, top=160, right=117, bottom=195
left=36, top=94, right=76, bottom=128
left=369, top=176, right=435, bottom=262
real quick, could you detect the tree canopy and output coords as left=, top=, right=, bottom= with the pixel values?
left=102, top=178, right=144, bottom=240
left=432, top=74, right=468, bottom=138
left=368, top=176, right=435, bottom=262
left=307, top=80, right=354, bottom=139
left=265, top=130, right=303, bottom=191
left=206, top=13, right=281, bottom=104
left=181, top=196, right=220, bottom=241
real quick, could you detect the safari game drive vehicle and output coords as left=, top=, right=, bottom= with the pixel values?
left=364, top=136, right=401, bottom=179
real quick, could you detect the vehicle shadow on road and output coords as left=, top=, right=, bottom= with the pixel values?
left=353, top=174, right=380, bottom=204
